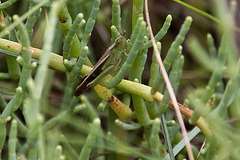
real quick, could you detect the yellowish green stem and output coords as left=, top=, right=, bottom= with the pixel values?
left=0, top=38, right=211, bottom=137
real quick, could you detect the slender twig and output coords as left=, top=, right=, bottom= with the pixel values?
left=144, top=0, right=194, bottom=159
left=89, top=152, right=109, bottom=159
left=45, top=9, right=48, bottom=26
left=197, top=140, right=205, bottom=158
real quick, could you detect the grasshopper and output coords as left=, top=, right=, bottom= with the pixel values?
left=74, top=35, right=127, bottom=96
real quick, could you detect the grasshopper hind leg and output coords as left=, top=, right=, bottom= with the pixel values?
left=74, top=74, right=97, bottom=96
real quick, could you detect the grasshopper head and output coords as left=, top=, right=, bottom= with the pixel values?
left=114, top=36, right=127, bottom=51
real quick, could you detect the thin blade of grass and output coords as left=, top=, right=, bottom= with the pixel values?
left=163, top=127, right=201, bottom=160
left=160, top=114, right=174, bottom=160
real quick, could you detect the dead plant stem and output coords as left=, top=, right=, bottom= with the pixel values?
left=144, top=0, right=194, bottom=159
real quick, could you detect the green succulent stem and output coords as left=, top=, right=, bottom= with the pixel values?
left=8, top=120, right=17, bottom=160
left=132, top=0, right=144, bottom=29
left=0, top=0, right=17, bottom=9
left=78, top=118, right=101, bottom=160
